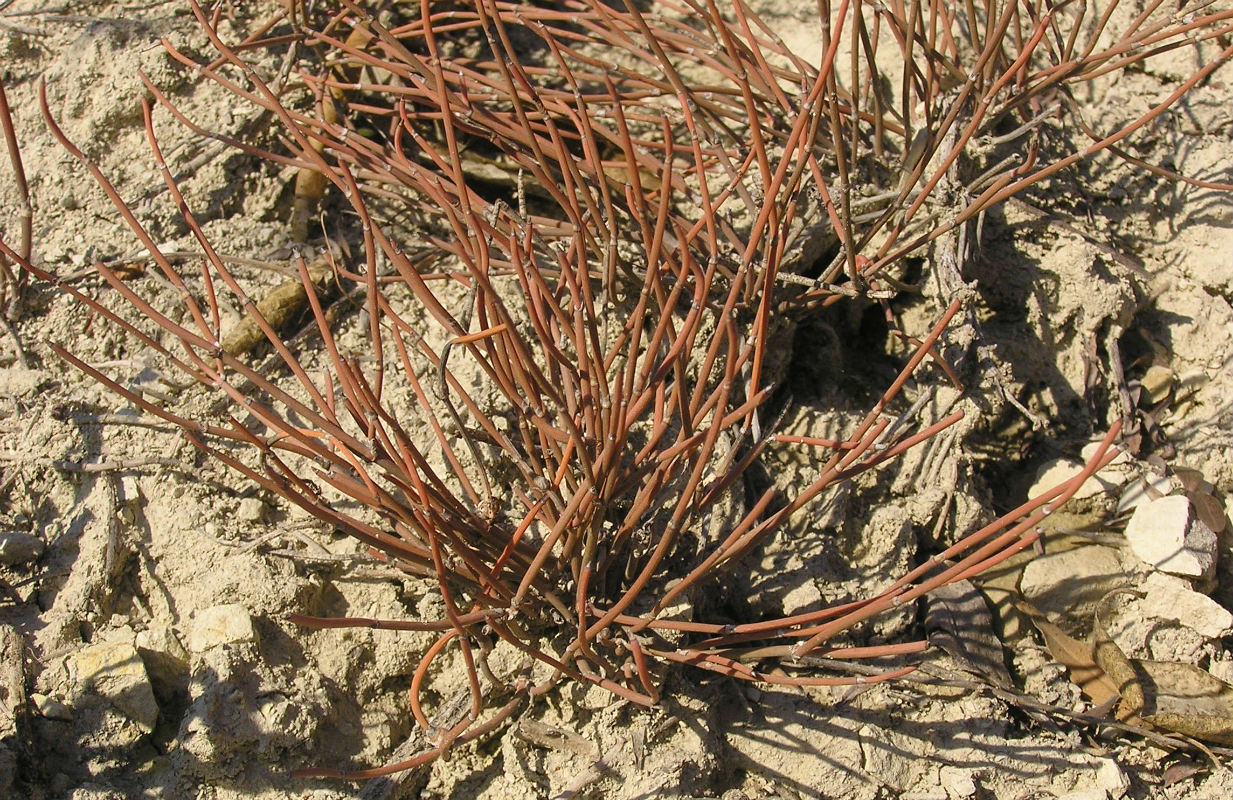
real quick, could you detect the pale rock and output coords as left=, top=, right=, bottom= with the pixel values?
left=119, top=475, right=142, bottom=506
left=1116, top=474, right=1175, bottom=515
left=1140, top=364, right=1174, bottom=405
left=237, top=497, right=265, bottom=522
left=1124, top=495, right=1216, bottom=577
left=1093, top=756, right=1129, bottom=799
left=1029, top=457, right=1117, bottom=502
left=1079, top=441, right=1132, bottom=467
left=0, top=531, right=43, bottom=565
left=31, top=692, right=73, bottom=721
left=188, top=603, right=257, bottom=652
left=1019, top=545, right=1126, bottom=623
left=939, top=766, right=978, bottom=799
left=69, top=641, right=158, bottom=733
left=135, top=623, right=190, bottom=688
left=1139, top=572, right=1232, bottom=638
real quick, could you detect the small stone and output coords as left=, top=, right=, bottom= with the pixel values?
left=119, top=476, right=142, bottom=506
left=0, top=531, right=43, bottom=566
left=1094, top=756, right=1129, bottom=799
left=1116, top=474, right=1175, bottom=515
left=69, top=641, right=159, bottom=733
left=939, top=766, right=978, bottom=799
left=134, top=624, right=189, bottom=688
left=237, top=497, right=265, bottom=522
left=1124, top=495, right=1216, bottom=577
left=1029, top=458, right=1117, bottom=502
left=1019, top=545, right=1126, bottom=623
left=188, top=604, right=257, bottom=652
left=1139, top=573, right=1232, bottom=638
left=1139, top=365, right=1174, bottom=405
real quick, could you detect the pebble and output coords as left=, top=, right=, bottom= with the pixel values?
left=1115, top=474, right=1175, bottom=515
left=119, top=476, right=142, bottom=506
left=31, top=693, right=73, bottom=722
left=1019, top=545, right=1125, bottom=622
left=237, top=497, right=266, bottom=522
left=1139, top=364, right=1174, bottom=405
left=187, top=604, right=257, bottom=652
left=1029, top=457, right=1117, bottom=502
left=1123, top=495, right=1216, bottom=577
left=0, top=531, right=44, bottom=566
left=1093, top=756, right=1129, bottom=799
left=1139, top=572, right=1232, bottom=638
left=69, top=641, right=158, bottom=733
left=134, top=623, right=189, bottom=687
left=939, top=766, right=978, bottom=799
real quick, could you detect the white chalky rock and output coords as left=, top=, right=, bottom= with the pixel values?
left=1140, top=572, right=1233, bottom=638
left=188, top=604, right=257, bottom=652
left=1124, top=495, right=1216, bottom=577
left=1019, top=545, right=1125, bottom=623
left=31, top=692, right=73, bottom=722
left=1115, top=474, right=1175, bottom=515
left=237, top=497, right=266, bottom=522
left=1028, top=457, right=1117, bottom=502
left=1093, top=756, right=1130, bottom=799
left=940, top=766, right=978, bottom=800
left=69, top=641, right=159, bottom=733
left=0, top=531, right=44, bottom=565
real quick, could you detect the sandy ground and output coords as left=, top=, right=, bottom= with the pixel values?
left=1, top=1, right=1232, bottom=799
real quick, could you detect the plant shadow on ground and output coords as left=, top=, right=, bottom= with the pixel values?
left=704, top=677, right=1127, bottom=799
left=13, top=618, right=383, bottom=799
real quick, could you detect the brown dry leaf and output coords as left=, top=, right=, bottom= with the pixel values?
left=1137, top=660, right=1233, bottom=745
left=1173, top=467, right=1207, bottom=494
left=1188, top=490, right=1227, bottom=535
left=1017, top=599, right=1122, bottom=712
left=1092, top=590, right=1146, bottom=721
left=1174, top=466, right=1228, bottom=534
left=1027, top=590, right=1233, bottom=745
left=222, top=259, right=335, bottom=356
left=1162, top=762, right=1204, bottom=788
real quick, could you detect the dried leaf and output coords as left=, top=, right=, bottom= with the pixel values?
left=222, top=259, right=335, bottom=356
left=1173, top=467, right=1206, bottom=494
left=1188, top=490, right=1227, bottom=535
left=1092, top=590, right=1145, bottom=721
left=1137, top=660, right=1233, bottom=745
left=1162, top=762, right=1203, bottom=787
left=1030, top=590, right=1233, bottom=746
left=1017, top=599, right=1122, bottom=711
left=925, top=579, right=1012, bottom=688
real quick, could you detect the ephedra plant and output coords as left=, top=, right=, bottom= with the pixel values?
left=2, top=0, right=1230, bottom=779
